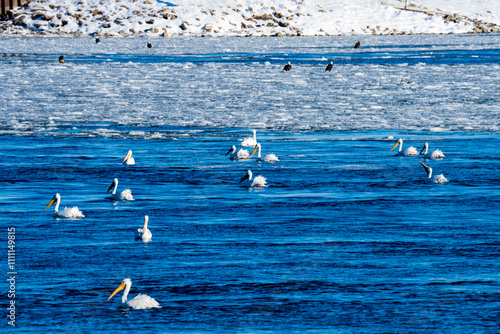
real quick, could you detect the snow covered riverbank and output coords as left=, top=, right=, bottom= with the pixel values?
left=1, top=0, right=499, bottom=37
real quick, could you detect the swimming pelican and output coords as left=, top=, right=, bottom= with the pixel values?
left=239, top=170, right=267, bottom=188
left=390, top=138, right=418, bottom=156
left=108, top=278, right=161, bottom=310
left=225, top=145, right=250, bottom=160
left=122, top=150, right=135, bottom=165
left=44, top=193, right=85, bottom=218
left=241, top=129, right=257, bottom=147
left=250, top=143, right=279, bottom=162
left=107, top=178, right=134, bottom=201
left=135, top=215, right=152, bottom=242
left=419, top=142, right=445, bottom=159
left=420, top=161, right=448, bottom=184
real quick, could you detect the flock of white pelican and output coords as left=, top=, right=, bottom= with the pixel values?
left=228, top=129, right=281, bottom=188
left=43, top=148, right=158, bottom=309
left=42, top=132, right=448, bottom=310
left=391, top=138, right=448, bottom=184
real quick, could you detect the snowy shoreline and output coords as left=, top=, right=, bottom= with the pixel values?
left=1, top=0, right=499, bottom=38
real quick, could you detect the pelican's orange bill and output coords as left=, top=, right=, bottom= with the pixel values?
left=249, top=146, right=259, bottom=158
left=45, top=196, right=57, bottom=210
left=108, top=282, right=126, bottom=301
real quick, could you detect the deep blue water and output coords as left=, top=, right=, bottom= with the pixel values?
left=0, top=35, right=499, bottom=333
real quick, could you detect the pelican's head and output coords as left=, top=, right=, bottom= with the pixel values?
left=419, top=161, right=432, bottom=177
left=122, top=150, right=133, bottom=163
left=419, top=142, right=429, bottom=155
left=108, top=278, right=132, bottom=301
left=45, top=193, right=60, bottom=210
left=239, top=170, right=252, bottom=183
left=390, top=138, right=403, bottom=151
left=250, top=143, right=261, bottom=159
left=225, top=145, right=236, bottom=156
left=107, top=178, right=118, bottom=192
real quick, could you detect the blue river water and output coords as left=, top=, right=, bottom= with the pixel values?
left=0, top=35, right=499, bottom=333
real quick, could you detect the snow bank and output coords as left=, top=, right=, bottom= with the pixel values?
left=1, top=0, right=499, bottom=37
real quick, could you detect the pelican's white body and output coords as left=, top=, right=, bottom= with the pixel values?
left=108, top=178, right=134, bottom=201
left=250, top=143, right=279, bottom=162
left=420, top=161, right=448, bottom=184
left=241, top=129, right=257, bottom=147
left=392, top=138, right=418, bottom=156
left=135, top=215, right=152, bottom=242
left=420, top=142, right=446, bottom=159
left=226, top=145, right=250, bottom=160
left=240, top=170, right=267, bottom=188
left=122, top=150, right=135, bottom=165
left=45, top=193, right=85, bottom=218
left=109, top=278, right=160, bottom=310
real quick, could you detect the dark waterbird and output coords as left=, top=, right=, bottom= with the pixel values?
left=283, top=61, right=292, bottom=71
left=325, top=61, right=333, bottom=72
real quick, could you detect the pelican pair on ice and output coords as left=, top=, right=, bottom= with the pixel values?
left=45, top=193, right=85, bottom=218
left=107, top=178, right=134, bottom=201
left=391, top=139, right=446, bottom=159
left=108, top=278, right=160, bottom=310
left=227, top=142, right=279, bottom=163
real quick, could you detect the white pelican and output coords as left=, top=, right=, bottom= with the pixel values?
left=108, top=278, right=161, bottom=310
left=225, top=145, right=250, bottom=160
left=390, top=138, right=418, bottom=156
left=122, top=150, right=135, bottom=165
left=135, top=215, right=152, bottom=242
left=241, top=129, right=257, bottom=147
left=250, top=143, right=279, bottom=162
left=239, top=170, right=267, bottom=188
left=107, top=178, right=134, bottom=201
left=420, top=161, right=448, bottom=184
left=419, top=142, right=445, bottom=159
left=44, top=193, right=85, bottom=218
